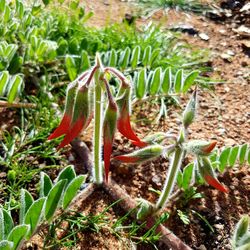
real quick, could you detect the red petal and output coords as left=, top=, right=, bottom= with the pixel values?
left=48, top=114, right=71, bottom=140
left=204, top=175, right=229, bottom=193
left=117, top=114, right=142, bottom=142
left=113, top=155, right=140, bottom=163
left=131, top=140, right=148, bottom=148
left=57, top=118, right=85, bottom=149
left=203, top=141, right=217, bottom=154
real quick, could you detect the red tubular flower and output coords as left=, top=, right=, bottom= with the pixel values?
left=103, top=99, right=118, bottom=182
left=198, top=157, right=228, bottom=193
left=204, top=175, right=228, bottom=193
left=113, top=145, right=164, bottom=164
left=48, top=81, right=78, bottom=140
left=202, top=141, right=217, bottom=154
left=113, top=155, right=140, bottom=163
left=116, top=87, right=145, bottom=146
left=48, top=71, right=91, bottom=141
left=58, top=84, right=91, bottom=149
left=184, top=140, right=217, bottom=156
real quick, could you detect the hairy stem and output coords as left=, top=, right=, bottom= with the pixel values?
left=93, top=70, right=103, bottom=184
left=0, top=101, right=37, bottom=109
left=155, top=146, right=184, bottom=211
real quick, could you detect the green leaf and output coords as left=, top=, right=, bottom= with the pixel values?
left=218, top=147, right=230, bottom=172
left=80, top=50, right=90, bottom=71
left=148, top=48, right=160, bottom=67
left=0, top=0, right=6, bottom=12
left=2, top=209, right=13, bottom=239
left=131, top=46, right=140, bottom=69
left=142, top=46, right=151, bottom=66
left=62, top=175, right=86, bottom=209
left=119, top=47, right=131, bottom=69
left=70, top=0, right=79, bottom=10
left=5, top=44, right=18, bottom=64
left=182, top=70, right=199, bottom=93
left=0, top=71, right=9, bottom=96
left=182, top=163, right=194, bottom=190
left=0, top=240, right=13, bottom=250
left=7, top=225, right=30, bottom=250
left=65, top=55, right=77, bottom=81
left=57, top=38, right=68, bottom=55
left=7, top=75, right=23, bottom=103
left=42, top=0, right=50, bottom=5
left=40, top=172, right=53, bottom=197
left=4, top=5, right=10, bottom=23
left=174, top=69, right=183, bottom=93
left=161, top=68, right=171, bottom=94
left=149, top=67, right=161, bottom=95
left=19, top=189, right=34, bottom=225
left=16, top=0, right=24, bottom=19
left=229, top=146, right=239, bottom=167
left=56, top=165, right=76, bottom=186
left=248, top=150, right=250, bottom=165
left=136, top=68, right=147, bottom=99
left=24, top=197, right=46, bottom=237
left=233, top=215, right=249, bottom=247
left=109, top=49, right=117, bottom=67
left=0, top=209, right=4, bottom=240
left=68, top=38, right=79, bottom=54
left=177, top=171, right=183, bottom=188
left=239, top=144, right=248, bottom=165
left=45, top=180, right=66, bottom=221
left=8, top=56, right=23, bottom=74
left=36, top=40, right=47, bottom=58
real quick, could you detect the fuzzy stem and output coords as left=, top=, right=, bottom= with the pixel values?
left=0, top=101, right=37, bottom=109
left=93, top=70, right=103, bottom=184
left=155, top=146, right=184, bottom=211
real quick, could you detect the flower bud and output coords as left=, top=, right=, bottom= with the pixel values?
left=182, top=89, right=197, bottom=128
left=132, top=132, right=172, bottom=147
left=116, top=87, right=145, bottom=146
left=136, top=198, right=154, bottom=220
left=48, top=81, right=78, bottom=140
left=58, top=84, right=92, bottom=149
left=197, top=157, right=228, bottom=193
left=103, top=100, right=118, bottom=182
left=113, top=145, right=164, bottom=164
left=184, top=140, right=217, bottom=156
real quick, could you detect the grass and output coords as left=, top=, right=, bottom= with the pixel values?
left=42, top=199, right=169, bottom=249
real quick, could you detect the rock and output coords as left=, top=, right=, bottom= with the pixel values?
left=233, top=26, right=250, bottom=37
left=224, top=138, right=235, bottom=146
left=152, top=174, right=161, bottom=186
left=217, top=128, right=226, bottom=135
left=220, top=53, right=233, bottom=62
left=240, top=3, right=250, bottom=12
left=214, top=224, right=224, bottom=230
left=199, top=33, right=210, bottom=41
left=170, top=25, right=199, bottom=35
left=197, top=244, right=207, bottom=250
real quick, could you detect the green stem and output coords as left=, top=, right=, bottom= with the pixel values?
left=93, top=71, right=103, bottom=184
left=155, top=146, right=184, bottom=211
